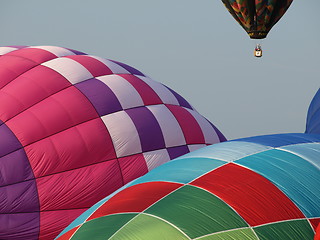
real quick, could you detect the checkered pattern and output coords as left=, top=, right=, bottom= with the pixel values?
left=0, top=46, right=226, bottom=240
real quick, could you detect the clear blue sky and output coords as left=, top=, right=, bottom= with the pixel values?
left=1, top=0, right=319, bottom=139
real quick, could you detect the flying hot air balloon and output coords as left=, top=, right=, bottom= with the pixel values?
left=221, top=0, right=293, bottom=57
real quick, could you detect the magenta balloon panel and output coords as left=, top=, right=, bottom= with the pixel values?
left=0, top=46, right=226, bottom=240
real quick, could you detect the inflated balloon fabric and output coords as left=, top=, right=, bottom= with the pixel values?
left=306, top=89, right=320, bottom=135
left=315, top=223, right=320, bottom=240
left=221, top=0, right=293, bottom=39
left=57, top=133, right=320, bottom=240
left=0, top=46, right=226, bottom=239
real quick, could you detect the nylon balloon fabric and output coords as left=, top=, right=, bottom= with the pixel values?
left=306, top=89, right=320, bottom=135
left=57, top=133, right=320, bottom=240
left=221, top=0, right=293, bottom=39
left=0, top=46, right=226, bottom=240
left=315, top=223, right=320, bottom=240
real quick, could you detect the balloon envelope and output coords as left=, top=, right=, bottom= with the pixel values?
left=0, top=46, right=225, bottom=239
left=315, top=223, right=320, bottom=240
left=221, top=0, right=293, bottom=39
left=306, top=89, right=320, bottom=135
left=57, top=133, right=320, bottom=240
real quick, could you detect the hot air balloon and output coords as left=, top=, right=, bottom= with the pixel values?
left=221, top=0, right=293, bottom=57
left=56, top=133, right=320, bottom=240
left=0, top=45, right=226, bottom=240
left=306, top=89, right=320, bottom=135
